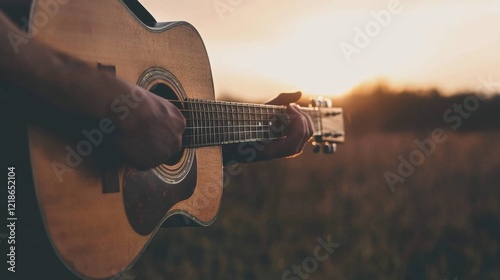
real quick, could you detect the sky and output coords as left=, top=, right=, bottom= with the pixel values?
left=139, top=0, right=500, bottom=101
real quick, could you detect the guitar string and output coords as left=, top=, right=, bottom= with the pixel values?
left=183, top=122, right=321, bottom=131
left=183, top=131, right=285, bottom=145
left=167, top=99, right=332, bottom=114
left=182, top=125, right=285, bottom=133
left=182, top=118, right=322, bottom=129
left=185, top=125, right=286, bottom=129
left=170, top=99, right=322, bottom=144
left=185, top=137, right=281, bottom=143
left=181, top=116, right=321, bottom=120
left=183, top=135, right=284, bottom=144
left=167, top=100, right=325, bottom=145
left=157, top=99, right=323, bottom=118
left=164, top=99, right=287, bottom=108
left=183, top=132, right=284, bottom=138
left=163, top=97, right=328, bottom=108
left=182, top=130, right=283, bottom=138
left=176, top=108, right=320, bottom=115
left=179, top=110, right=323, bottom=118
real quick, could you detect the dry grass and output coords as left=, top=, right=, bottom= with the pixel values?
left=132, top=132, right=500, bottom=280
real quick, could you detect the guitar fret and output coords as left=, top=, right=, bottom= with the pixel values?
left=208, top=102, right=212, bottom=145
left=226, top=105, right=229, bottom=142
left=214, top=103, right=219, bottom=145
left=244, top=106, right=250, bottom=141
left=256, top=106, right=261, bottom=141
left=238, top=105, right=243, bottom=141
left=191, top=101, right=196, bottom=146
left=225, top=104, right=230, bottom=143
left=197, top=101, right=202, bottom=146
left=259, top=106, right=263, bottom=141
left=215, top=102, right=220, bottom=145
left=198, top=101, right=203, bottom=146
left=205, top=101, right=210, bottom=145
left=224, top=103, right=228, bottom=144
left=264, top=108, right=269, bottom=140
left=231, top=105, right=235, bottom=143
left=233, top=104, right=237, bottom=142
left=252, top=106, right=260, bottom=139
left=214, top=102, right=218, bottom=145
left=209, top=102, right=214, bottom=145
left=203, top=101, right=207, bottom=145
left=237, top=105, right=241, bottom=142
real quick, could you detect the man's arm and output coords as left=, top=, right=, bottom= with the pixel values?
left=0, top=11, right=312, bottom=168
left=0, top=12, right=186, bottom=170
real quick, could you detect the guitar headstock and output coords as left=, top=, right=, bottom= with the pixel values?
left=303, top=97, right=345, bottom=154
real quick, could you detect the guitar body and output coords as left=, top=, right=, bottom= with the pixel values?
left=28, top=0, right=222, bottom=278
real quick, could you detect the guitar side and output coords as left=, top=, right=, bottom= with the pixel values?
left=27, top=0, right=222, bottom=279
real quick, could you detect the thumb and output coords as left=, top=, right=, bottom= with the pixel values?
left=265, top=91, right=302, bottom=105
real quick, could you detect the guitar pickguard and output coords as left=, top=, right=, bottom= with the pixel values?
left=122, top=156, right=197, bottom=236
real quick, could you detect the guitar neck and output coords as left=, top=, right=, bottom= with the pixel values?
left=181, top=99, right=325, bottom=148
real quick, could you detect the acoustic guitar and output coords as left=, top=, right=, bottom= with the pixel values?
left=26, top=0, right=345, bottom=279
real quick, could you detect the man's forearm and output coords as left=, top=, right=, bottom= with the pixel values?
left=0, top=12, right=130, bottom=123
left=0, top=11, right=188, bottom=169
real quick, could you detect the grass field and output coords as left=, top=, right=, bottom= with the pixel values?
left=131, top=131, right=500, bottom=280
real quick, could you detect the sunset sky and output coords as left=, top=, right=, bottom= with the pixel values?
left=140, top=0, right=500, bottom=102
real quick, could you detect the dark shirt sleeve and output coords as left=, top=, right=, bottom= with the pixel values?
left=0, top=1, right=31, bottom=101
left=0, top=0, right=32, bottom=30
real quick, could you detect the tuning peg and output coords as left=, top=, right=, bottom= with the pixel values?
left=310, top=96, right=332, bottom=108
left=312, top=141, right=321, bottom=153
left=322, top=142, right=336, bottom=154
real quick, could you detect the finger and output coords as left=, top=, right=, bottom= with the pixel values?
left=290, top=104, right=313, bottom=137
left=296, top=104, right=314, bottom=139
left=288, top=105, right=312, bottom=153
left=265, top=91, right=302, bottom=105
left=297, top=105, right=314, bottom=149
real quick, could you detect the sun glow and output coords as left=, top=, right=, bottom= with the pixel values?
left=207, top=12, right=366, bottom=99
left=142, top=0, right=500, bottom=101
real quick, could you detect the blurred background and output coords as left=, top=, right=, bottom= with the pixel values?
left=131, top=0, right=500, bottom=279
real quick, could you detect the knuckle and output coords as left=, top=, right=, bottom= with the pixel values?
left=172, top=134, right=183, bottom=152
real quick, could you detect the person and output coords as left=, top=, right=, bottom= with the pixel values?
left=0, top=1, right=313, bottom=279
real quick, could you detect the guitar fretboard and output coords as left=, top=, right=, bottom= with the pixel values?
left=180, top=99, right=322, bottom=148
